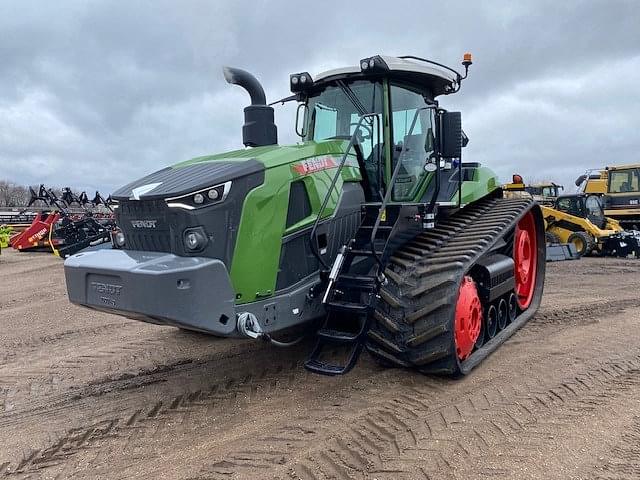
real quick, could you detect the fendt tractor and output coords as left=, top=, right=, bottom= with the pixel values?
left=577, top=165, right=640, bottom=229
left=65, top=54, right=546, bottom=376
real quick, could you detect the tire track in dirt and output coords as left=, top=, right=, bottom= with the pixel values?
left=0, top=359, right=307, bottom=476
left=0, top=321, right=132, bottom=366
left=590, top=415, right=640, bottom=480
left=214, top=352, right=640, bottom=480
left=3, top=292, right=633, bottom=415
left=2, top=291, right=636, bottom=478
left=0, top=337, right=351, bottom=477
left=183, top=308, right=640, bottom=480
left=524, top=297, right=640, bottom=333
left=2, top=255, right=640, bottom=479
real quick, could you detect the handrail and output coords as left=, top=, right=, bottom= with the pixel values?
left=397, top=56, right=462, bottom=83
left=369, top=105, right=438, bottom=270
left=309, top=113, right=380, bottom=269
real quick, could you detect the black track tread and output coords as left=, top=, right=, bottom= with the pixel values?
left=366, top=196, right=544, bottom=375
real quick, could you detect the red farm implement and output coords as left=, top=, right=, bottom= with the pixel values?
left=9, top=185, right=116, bottom=258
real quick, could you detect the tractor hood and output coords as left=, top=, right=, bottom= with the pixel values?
left=111, top=140, right=351, bottom=201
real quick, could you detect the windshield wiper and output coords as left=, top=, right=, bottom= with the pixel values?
left=336, top=80, right=369, bottom=118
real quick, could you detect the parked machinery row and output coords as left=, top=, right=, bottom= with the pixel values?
left=7, top=185, right=116, bottom=258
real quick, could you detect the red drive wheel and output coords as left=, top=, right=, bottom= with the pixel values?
left=454, top=276, right=482, bottom=360
left=514, top=211, right=538, bottom=310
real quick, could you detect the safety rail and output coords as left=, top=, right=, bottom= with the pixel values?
left=368, top=105, right=440, bottom=271
left=308, top=113, right=381, bottom=269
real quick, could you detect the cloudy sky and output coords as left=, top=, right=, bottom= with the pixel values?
left=1, top=0, right=638, bottom=194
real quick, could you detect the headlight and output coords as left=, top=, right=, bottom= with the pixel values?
left=111, top=230, right=126, bottom=248
left=165, top=181, right=231, bottom=210
left=183, top=227, right=208, bottom=252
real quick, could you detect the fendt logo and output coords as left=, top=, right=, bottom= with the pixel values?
left=90, top=281, right=123, bottom=296
left=130, top=220, right=157, bottom=229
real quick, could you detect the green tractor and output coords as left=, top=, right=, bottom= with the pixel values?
left=64, top=54, right=545, bottom=376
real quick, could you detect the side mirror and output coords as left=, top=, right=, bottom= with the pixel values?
left=439, top=111, right=462, bottom=159
left=295, top=103, right=308, bottom=137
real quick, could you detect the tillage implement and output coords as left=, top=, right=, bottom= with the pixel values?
left=64, top=54, right=546, bottom=376
left=10, top=185, right=115, bottom=257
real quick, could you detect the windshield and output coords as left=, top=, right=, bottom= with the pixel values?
left=585, top=194, right=606, bottom=227
left=305, top=80, right=385, bottom=198
left=390, top=83, right=435, bottom=201
left=608, top=168, right=640, bottom=193
left=305, top=80, right=383, bottom=159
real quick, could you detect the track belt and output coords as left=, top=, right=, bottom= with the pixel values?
left=366, top=195, right=545, bottom=375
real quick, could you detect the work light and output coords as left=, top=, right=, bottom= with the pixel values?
left=290, top=72, right=313, bottom=93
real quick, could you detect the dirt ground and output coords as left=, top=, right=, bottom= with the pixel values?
left=1, top=248, right=639, bottom=480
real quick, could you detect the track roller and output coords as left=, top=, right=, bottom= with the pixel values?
left=486, top=304, right=498, bottom=339
left=497, top=298, right=508, bottom=330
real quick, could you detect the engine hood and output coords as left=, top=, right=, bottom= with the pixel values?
left=111, top=140, right=351, bottom=201
left=112, top=159, right=264, bottom=201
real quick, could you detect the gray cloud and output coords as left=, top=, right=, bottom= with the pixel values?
left=0, top=0, right=639, bottom=193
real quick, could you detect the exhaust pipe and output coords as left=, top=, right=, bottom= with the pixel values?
left=223, top=67, right=278, bottom=147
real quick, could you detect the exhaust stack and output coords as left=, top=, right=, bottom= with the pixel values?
left=223, top=67, right=278, bottom=147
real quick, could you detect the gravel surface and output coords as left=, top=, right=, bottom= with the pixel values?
left=1, top=248, right=639, bottom=479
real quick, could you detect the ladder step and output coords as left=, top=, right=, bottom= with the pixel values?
left=304, top=358, right=353, bottom=376
left=335, top=274, right=376, bottom=290
left=349, top=248, right=383, bottom=257
left=317, top=328, right=360, bottom=343
left=326, top=300, right=369, bottom=313
left=359, top=225, right=393, bottom=230
left=304, top=342, right=364, bottom=376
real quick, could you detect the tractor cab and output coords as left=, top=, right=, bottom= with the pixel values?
left=524, top=183, right=563, bottom=205
left=291, top=55, right=472, bottom=204
left=554, top=193, right=606, bottom=229
left=605, top=165, right=640, bottom=225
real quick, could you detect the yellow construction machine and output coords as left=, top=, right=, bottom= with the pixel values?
left=524, top=182, right=564, bottom=206
left=543, top=193, right=640, bottom=257
left=576, top=164, right=640, bottom=229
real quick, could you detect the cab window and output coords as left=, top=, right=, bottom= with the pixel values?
left=556, top=197, right=582, bottom=216
left=609, top=169, right=640, bottom=193
left=305, top=80, right=385, bottom=198
left=585, top=195, right=603, bottom=217
left=306, top=80, right=384, bottom=160
left=556, top=198, right=572, bottom=212
left=389, top=84, right=435, bottom=201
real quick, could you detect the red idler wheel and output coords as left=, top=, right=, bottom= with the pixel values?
left=454, top=276, right=483, bottom=360
left=513, top=211, right=538, bottom=309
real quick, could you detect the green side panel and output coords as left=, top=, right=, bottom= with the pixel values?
left=173, top=140, right=355, bottom=170
left=457, top=166, right=500, bottom=204
left=226, top=141, right=361, bottom=304
left=229, top=164, right=291, bottom=303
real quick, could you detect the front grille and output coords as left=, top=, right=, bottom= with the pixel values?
left=125, top=231, right=172, bottom=252
left=117, top=200, right=172, bottom=253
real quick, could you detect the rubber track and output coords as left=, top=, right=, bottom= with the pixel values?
left=366, top=196, right=543, bottom=375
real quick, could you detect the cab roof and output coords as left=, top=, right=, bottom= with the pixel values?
left=313, top=55, right=460, bottom=97
left=606, top=163, right=640, bottom=171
